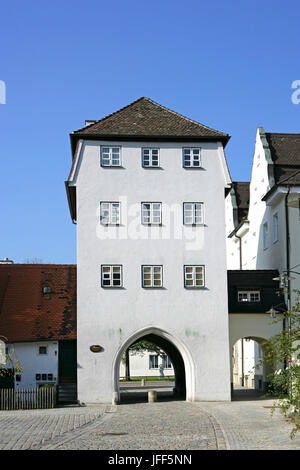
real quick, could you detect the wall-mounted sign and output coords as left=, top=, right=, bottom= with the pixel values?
left=90, top=345, right=103, bottom=353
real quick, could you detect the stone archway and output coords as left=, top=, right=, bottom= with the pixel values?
left=231, top=335, right=273, bottom=394
left=112, top=326, right=195, bottom=403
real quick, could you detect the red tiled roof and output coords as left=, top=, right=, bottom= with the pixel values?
left=0, top=264, right=76, bottom=342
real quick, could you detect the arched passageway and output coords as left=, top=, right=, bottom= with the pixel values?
left=113, top=327, right=194, bottom=404
left=231, top=336, right=274, bottom=399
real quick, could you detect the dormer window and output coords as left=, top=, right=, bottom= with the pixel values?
left=238, top=291, right=260, bottom=302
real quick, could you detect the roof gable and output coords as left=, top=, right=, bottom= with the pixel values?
left=265, top=133, right=300, bottom=185
left=70, top=97, right=230, bottom=154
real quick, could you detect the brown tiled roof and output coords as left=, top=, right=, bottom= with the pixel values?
left=232, top=181, right=250, bottom=221
left=265, top=133, right=300, bottom=185
left=0, top=264, right=76, bottom=342
left=70, top=97, right=230, bottom=154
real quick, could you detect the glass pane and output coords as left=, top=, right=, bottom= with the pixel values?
left=102, top=266, right=110, bottom=272
left=186, top=280, right=193, bottom=286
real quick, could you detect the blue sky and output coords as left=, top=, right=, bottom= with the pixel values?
left=1, top=0, right=299, bottom=264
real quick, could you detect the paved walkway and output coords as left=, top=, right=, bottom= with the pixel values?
left=0, top=388, right=299, bottom=450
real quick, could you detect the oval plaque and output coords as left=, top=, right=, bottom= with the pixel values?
left=90, top=345, right=103, bottom=353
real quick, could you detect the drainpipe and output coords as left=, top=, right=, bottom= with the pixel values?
left=284, top=186, right=291, bottom=369
left=235, top=234, right=242, bottom=270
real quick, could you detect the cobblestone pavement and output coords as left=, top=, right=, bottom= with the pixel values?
left=198, top=396, right=300, bottom=450
left=38, top=401, right=225, bottom=450
left=0, top=405, right=109, bottom=450
left=0, top=390, right=299, bottom=450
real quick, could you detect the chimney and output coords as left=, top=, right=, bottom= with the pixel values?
left=85, top=120, right=96, bottom=127
left=0, top=258, right=14, bottom=264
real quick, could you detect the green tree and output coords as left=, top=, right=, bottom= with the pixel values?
left=122, top=340, right=164, bottom=381
left=263, top=291, right=300, bottom=438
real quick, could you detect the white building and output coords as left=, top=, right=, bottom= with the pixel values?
left=226, top=129, right=300, bottom=302
left=119, top=350, right=174, bottom=379
left=66, top=97, right=232, bottom=404
left=226, top=129, right=300, bottom=391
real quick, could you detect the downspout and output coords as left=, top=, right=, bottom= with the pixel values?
left=235, top=234, right=242, bottom=270
left=284, top=186, right=291, bottom=369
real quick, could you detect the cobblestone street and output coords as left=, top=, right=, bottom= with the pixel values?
left=0, top=387, right=299, bottom=450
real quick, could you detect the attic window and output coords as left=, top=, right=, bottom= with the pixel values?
left=238, top=291, right=260, bottom=302
left=43, top=286, right=51, bottom=294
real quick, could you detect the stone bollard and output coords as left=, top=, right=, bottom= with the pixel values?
left=141, top=379, right=145, bottom=387
left=148, top=390, right=157, bottom=403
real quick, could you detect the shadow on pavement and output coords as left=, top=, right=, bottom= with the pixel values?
left=119, top=381, right=184, bottom=404
left=231, top=387, right=273, bottom=401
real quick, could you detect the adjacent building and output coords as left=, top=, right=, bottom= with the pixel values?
left=0, top=264, right=77, bottom=403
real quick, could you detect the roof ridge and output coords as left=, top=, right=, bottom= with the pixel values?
left=266, top=132, right=300, bottom=136
left=71, top=97, right=147, bottom=134
left=72, top=97, right=229, bottom=137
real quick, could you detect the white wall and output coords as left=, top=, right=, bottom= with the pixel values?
left=119, top=350, right=174, bottom=378
left=70, top=139, right=232, bottom=403
left=6, top=341, right=58, bottom=389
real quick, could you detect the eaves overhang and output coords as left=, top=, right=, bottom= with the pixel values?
left=228, top=219, right=249, bottom=239
left=70, top=133, right=230, bottom=158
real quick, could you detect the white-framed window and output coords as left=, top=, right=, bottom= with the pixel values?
left=238, top=291, right=260, bottom=302
left=183, top=147, right=202, bottom=167
left=101, top=146, right=121, bottom=167
left=184, top=265, right=205, bottom=288
left=183, top=202, right=204, bottom=225
left=100, top=202, right=120, bottom=225
left=149, top=354, right=159, bottom=369
left=38, top=346, right=47, bottom=355
left=273, top=213, right=279, bottom=243
left=142, top=265, right=163, bottom=288
left=162, top=354, right=172, bottom=369
left=263, top=222, right=268, bottom=250
left=101, top=265, right=122, bottom=287
left=142, top=148, right=159, bottom=167
left=141, top=202, right=162, bottom=225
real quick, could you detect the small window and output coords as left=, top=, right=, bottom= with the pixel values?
left=47, top=374, right=53, bottom=381
left=263, top=222, right=268, bottom=250
left=183, top=203, right=204, bottom=225
left=238, top=291, right=260, bottom=302
left=184, top=265, right=205, bottom=288
left=183, top=148, right=202, bottom=167
left=101, top=146, right=121, bottom=167
left=101, top=265, right=122, bottom=288
left=273, top=213, right=279, bottom=243
left=142, top=265, right=163, bottom=288
left=141, top=203, right=162, bottom=225
left=35, top=374, right=41, bottom=381
left=100, top=202, right=120, bottom=225
left=15, top=374, right=21, bottom=382
left=162, top=354, right=172, bottom=369
left=38, top=346, right=47, bottom=355
left=142, top=148, right=160, bottom=167
left=149, top=355, right=159, bottom=369
left=42, top=374, right=47, bottom=381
